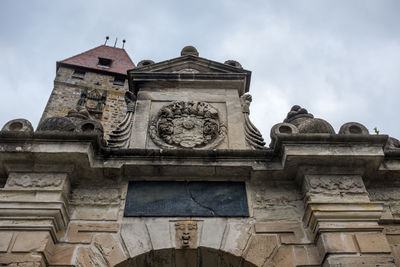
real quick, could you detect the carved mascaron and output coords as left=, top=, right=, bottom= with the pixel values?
left=149, top=101, right=226, bottom=149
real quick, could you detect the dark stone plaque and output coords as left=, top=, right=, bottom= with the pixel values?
left=124, top=181, right=249, bottom=217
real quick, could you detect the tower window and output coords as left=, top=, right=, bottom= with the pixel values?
left=113, top=76, right=125, bottom=86
left=72, top=70, right=85, bottom=79
left=97, top=57, right=112, bottom=68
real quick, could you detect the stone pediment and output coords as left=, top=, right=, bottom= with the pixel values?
left=128, top=55, right=252, bottom=95
left=131, top=55, right=250, bottom=74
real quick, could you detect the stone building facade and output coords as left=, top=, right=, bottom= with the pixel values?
left=1, top=45, right=400, bottom=266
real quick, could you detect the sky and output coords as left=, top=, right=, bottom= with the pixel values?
left=1, top=0, right=400, bottom=143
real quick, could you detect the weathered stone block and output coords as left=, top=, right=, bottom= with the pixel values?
left=147, top=222, right=172, bottom=250
left=243, top=235, right=277, bottom=266
left=323, top=254, right=395, bottom=266
left=70, top=204, right=120, bottom=220
left=48, top=244, right=76, bottom=266
left=0, top=231, right=13, bottom=252
left=94, top=234, right=128, bottom=266
left=254, top=222, right=312, bottom=244
left=66, top=222, right=119, bottom=243
left=120, top=221, right=152, bottom=258
left=355, top=233, right=391, bottom=253
left=220, top=222, right=252, bottom=257
left=76, top=246, right=107, bottom=266
left=199, top=219, right=226, bottom=249
left=318, top=233, right=358, bottom=255
left=0, top=253, right=45, bottom=266
left=12, top=231, right=52, bottom=253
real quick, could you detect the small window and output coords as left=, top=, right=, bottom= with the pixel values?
left=97, top=57, right=112, bottom=68
left=72, top=70, right=85, bottom=79
left=113, top=76, right=125, bottom=86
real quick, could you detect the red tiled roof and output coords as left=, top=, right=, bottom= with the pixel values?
left=58, top=45, right=135, bottom=75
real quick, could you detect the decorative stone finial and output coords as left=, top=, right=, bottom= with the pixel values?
left=339, top=122, right=369, bottom=135
left=137, top=60, right=155, bottom=68
left=2, top=119, right=34, bottom=133
left=224, top=60, right=243, bottom=69
left=181, top=46, right=199, bottom=56
left=269, top=122, right=299, bottom=147
left=283, top=105, right=335, bottom=134
left=37, top=106, right=103, bottom=135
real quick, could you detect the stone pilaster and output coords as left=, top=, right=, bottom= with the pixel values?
left=0, top=171, right=70, bottom=266
left=302, top=174, right=395, bottom=266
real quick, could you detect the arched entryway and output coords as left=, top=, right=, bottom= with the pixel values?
left=115, top=247, right=258, bottom=267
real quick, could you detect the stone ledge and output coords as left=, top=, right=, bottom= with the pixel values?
left=66, top=222, right=119, bottom=244
left=304, top=202, right=384, bottom=235
left=0, top=201, right=69, bottom=241
left=254, top=222, right=313, bottom=245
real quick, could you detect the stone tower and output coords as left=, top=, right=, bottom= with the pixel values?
left=1, top=45, right=400, bottom=266
left=40, top=45, right=135, bottom=138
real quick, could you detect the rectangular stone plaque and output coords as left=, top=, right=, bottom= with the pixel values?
left=124, top=181, right=249, bottom=217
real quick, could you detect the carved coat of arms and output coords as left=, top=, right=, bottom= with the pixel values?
left=149, top=101, right=226, bottom=149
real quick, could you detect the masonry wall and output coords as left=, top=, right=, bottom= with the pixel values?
left=40, top=66, right=128, bottom=138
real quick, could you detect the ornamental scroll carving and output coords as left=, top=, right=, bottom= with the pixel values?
left=149, top=101, right=226, bottom=149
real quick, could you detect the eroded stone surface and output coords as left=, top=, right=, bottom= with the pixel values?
left=355, top=233, right=391, bottom=253
left=76, top=247, right=107, bottom=267
left=0, top=232, right=13, bottom=252
left=244, top=235, right=277, bottom=266
left=94, top=234, right=128, bottom=266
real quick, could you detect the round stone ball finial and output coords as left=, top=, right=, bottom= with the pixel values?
left=181, top=46, right=199, bottom=56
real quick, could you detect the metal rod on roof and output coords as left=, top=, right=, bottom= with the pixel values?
left=104, top=36, right=109, bottom=45
left=122, top=39, right=126, bottom=49
left=114, top=37, right=118, bottom=48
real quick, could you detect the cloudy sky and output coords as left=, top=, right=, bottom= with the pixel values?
left=1, top=0, right=400, bottom=142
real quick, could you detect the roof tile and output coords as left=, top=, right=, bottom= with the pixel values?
left=59, top=45, right=135, bottom=75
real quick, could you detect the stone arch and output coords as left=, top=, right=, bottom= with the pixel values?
left=118, top=219, right=270, bottom=267
left=115, top=247, right=258, bottom=267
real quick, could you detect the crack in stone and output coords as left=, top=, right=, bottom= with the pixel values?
left=186, top=181, right=217, bottom=216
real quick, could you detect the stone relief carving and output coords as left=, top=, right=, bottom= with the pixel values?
left=71, top=188, right=120, bottom=204
left=173, top=68, right=200, bottom=73
left=240, top=94, right=266, bottom=149
left=6, top=173, right=63, bottom=188
left=77, top=88, right=108, bottom=119
left=149, top=101, right=226, bottom=149
left=175, top=221, right=198, bottom=248
left=304, top=175, right=366, bottom=194
left=108, top=91, right=136, bottom=148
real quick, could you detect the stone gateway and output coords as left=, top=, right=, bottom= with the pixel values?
left=0, top=44, right=400, bottom=266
